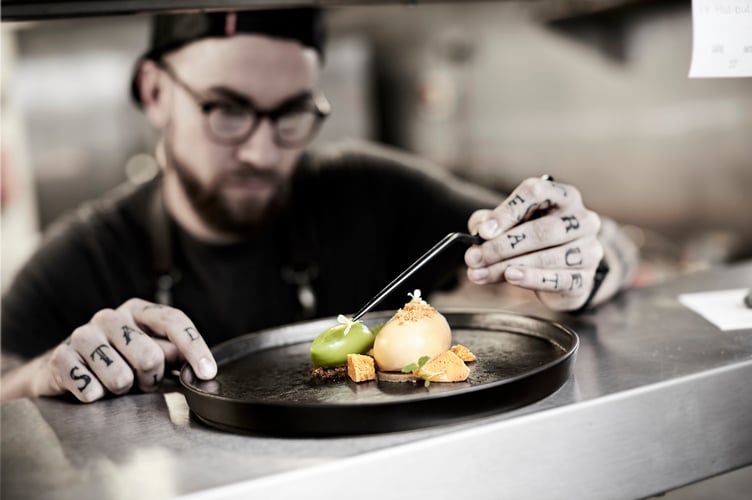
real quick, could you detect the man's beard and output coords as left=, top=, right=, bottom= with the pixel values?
left=163, top=134, right=293, bottom=236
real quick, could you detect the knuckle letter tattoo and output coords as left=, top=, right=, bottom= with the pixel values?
left=561, top=215, right=580, bottom=233
left=551, top=181, right=567, bottom=197
left=185, top=327, right=199, bottom=341
left=570, top=273, right=583, bottom=290
left=90, top=344, right=114, bottom=367
left=509, top=194, right=525, bottom=207
left=507, top=233, right=526, bottom=249
left=121, top=325, right=142, bottom=345
left=565, top=247, right=583, bottom=266
left=70, top=366, right=92, bottom=392
left=542, top=273, right=560, bottom=289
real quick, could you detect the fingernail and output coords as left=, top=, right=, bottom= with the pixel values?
left=466, top=248, right=482, bottom=266
left=480, top=219, right=499, bottom=238
left=505, top=267, right=524, bottom=282
left=198, top=357, right=217, bottom=379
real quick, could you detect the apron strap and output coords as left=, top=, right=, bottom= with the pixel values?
left=147, top=184, right=178, bottom=306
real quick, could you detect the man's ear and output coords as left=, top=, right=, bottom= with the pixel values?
left=137, top=59, right=170, bottom=127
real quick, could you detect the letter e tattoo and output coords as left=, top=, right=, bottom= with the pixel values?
left=507, top=233, right=526, bottom=249
left=508, top=194, right=525, bottom=206
left=570, top=273, right=583, bottom=290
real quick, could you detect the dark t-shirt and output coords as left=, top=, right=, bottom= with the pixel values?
left=1, top=139, right=502, bottom=359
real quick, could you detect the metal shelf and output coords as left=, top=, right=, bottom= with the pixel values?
left=1, top=0, right=645, bottom=22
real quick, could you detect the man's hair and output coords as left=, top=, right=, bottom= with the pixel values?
left=130, top=7, right=326, bottom=107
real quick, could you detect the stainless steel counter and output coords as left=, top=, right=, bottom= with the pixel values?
left=2, top=261, right=751, bottom=500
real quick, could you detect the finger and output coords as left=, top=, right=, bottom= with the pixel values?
left=123, top=299, right=217, bottom=380
left=69, top=321, right=134, bottom=395
left=153, top=338, right=183, bottom=379
left=503, top=266, right=592, bottom=299
left=466, top=237, right=603, bottom=285
left=467, top=209, right=600, bottom=268
left=153, top=338, right=181, bottom=365
left=467, top=208, right=494, bottom=235
left=47, top=343, right=106, bottom=403
left=476, top=177, right=583, bottom=240
left=502, top=237, right=603, bottom=271
left=93, top=309, right=166, bottom=393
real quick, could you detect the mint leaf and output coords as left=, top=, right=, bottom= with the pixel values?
left=401, top=363, right=418, bottom=373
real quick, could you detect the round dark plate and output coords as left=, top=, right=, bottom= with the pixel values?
left=180, top=310, right=578, bottom=436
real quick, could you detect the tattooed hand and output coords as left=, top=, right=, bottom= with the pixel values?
left=12, top=298, right=217, bottom=403
left=464, top=176, right=612, bottom=312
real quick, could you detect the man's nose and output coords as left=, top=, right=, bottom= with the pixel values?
left=235, top=118, right=282, bottom=169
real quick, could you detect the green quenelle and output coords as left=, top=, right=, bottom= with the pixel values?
left=310, top=320, right=375, bottom=368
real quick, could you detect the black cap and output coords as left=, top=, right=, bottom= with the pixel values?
left=130, top=8, right=326, bottom=107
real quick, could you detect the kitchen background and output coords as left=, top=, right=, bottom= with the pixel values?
left=1, top=0, right=751, bottom=496
left=2, top=1, right=750, bottom=293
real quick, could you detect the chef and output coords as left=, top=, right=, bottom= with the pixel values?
left=1, top=7, right=639, bottom=402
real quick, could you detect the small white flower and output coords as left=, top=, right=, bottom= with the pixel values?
left=408, top=289, right=426, bottom=304
left=337, top=314, right=354, bottom=335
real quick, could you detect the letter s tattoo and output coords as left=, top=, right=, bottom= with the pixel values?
left=70, top=366, right=92, bottom=392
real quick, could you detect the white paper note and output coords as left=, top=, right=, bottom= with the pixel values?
left=689, top=0, right=752, bottom=77
left=678, top=288, right=752, bottom=331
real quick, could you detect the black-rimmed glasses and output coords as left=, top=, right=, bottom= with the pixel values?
left=158, top=61, right=330, bottom=148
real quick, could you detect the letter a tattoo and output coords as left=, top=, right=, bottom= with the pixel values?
left=507, top=233, right=526, bottom=249
left=70, top=366, right=92, bottom=392
left=121, top=325, right=142, bottom=345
